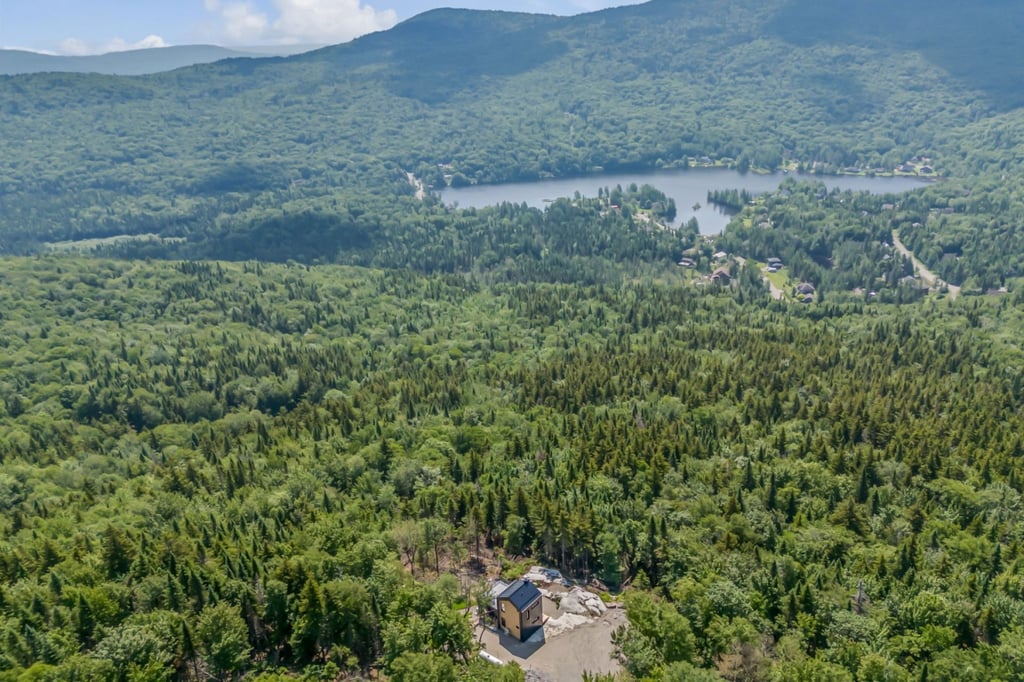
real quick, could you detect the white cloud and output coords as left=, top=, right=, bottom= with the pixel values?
left=106, top=35, right=170, bottom=52
left=58, top=38, right=93, bottom=56
left=569, top=0, right=644, bottom=12
left=57, top=34, right=169, bottom=56
left=207, top=0, right=397, bottom=46
left=272, top=0, right=397, bottom=43
left=219, top=2, right=270, bottom=42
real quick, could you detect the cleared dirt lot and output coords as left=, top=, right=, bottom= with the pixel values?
left=477, top=600, right=626, bottom=681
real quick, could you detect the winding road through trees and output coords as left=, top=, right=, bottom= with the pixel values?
left=892, top=230, right=960, bottom=300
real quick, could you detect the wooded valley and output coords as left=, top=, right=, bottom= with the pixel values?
left=2, top=0, right=1024, bottom=680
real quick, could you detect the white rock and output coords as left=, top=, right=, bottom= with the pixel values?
left=544, top=612, right=591, bottom=637
left=558, top=587, right=607, bottom=617
left=558, top=591, right=589, bottom=616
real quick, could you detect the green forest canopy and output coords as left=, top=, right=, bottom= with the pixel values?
left=1, top=0, right=1023, bottom=284
left=1, top=243, right=1024, bottom=679
left=2, top=0, right=1024, bottom=680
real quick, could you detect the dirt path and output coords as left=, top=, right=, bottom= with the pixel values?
left=764, top=273, right=785, bottom=300
left=406, top=171, right=426, bottom=200
left=891, top=230, right=960, bottom=300
left=735, top=256, right=784, bottom=300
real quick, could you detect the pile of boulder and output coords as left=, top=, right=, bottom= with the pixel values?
left=522, top=566, right=567, bottom=585
left=556, top=587, right=607, bottom=617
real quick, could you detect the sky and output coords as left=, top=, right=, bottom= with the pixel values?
left=0, top=0, right=645, bottom=55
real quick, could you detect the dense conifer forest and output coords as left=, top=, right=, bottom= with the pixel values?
left=2, top=0, right=1024, bottom=680
left=4, top=216, right=1024, bottom=679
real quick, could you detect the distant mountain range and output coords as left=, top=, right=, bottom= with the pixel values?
left=0, top=44, right=322, bottom=76
left=0, top=0, right=1022, bottom=267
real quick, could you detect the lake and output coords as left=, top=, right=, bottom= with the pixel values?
left=439, top=168, right=929, bottom=235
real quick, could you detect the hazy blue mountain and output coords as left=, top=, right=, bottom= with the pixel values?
left=0, top=44, right=320, bottom=76
left=232, top=44, right=324, bottom=56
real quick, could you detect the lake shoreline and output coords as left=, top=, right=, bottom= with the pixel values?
left=440, top=167, right=931, bottom=235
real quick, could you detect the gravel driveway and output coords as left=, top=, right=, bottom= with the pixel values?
left=478, top=602, right=626, bottom=681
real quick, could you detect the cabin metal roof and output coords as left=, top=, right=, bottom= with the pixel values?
left=497, top=579, right=542, bottom=612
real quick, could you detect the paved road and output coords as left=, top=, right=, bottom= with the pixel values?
left=891, top=230, right=960, bottom=300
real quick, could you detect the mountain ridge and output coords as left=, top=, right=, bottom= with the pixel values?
left=0, top=0, right=1021, bottom=274
left=0, top=43, right=321, bottom=76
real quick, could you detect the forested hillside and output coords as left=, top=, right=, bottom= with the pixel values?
left=2, top=248, right=1024, bottom=680
left=1, top=0, right=1022, bottom=283
left=4, top=1, right=1024, bottom=680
